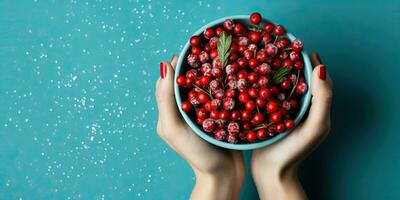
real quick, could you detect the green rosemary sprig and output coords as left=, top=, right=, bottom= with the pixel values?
left=272, top=67, right=292, bottom=84
left=217, top=31, right=232, bottom=68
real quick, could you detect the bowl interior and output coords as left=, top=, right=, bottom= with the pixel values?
left=174, top=15, right=312, bottom=150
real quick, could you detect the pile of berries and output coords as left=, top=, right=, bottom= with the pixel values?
left=176, top=12, right=308, bottom=144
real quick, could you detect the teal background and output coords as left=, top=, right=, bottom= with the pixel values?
left=0, top=0, right=399, bottom=199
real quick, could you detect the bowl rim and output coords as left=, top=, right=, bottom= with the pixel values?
left=174, top=15, right=312, bottom=150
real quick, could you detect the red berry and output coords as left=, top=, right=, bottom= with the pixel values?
left=227, top=133, right=238, bottom=144
left=203, top=28, right=215, bottom=39
left=289, top=51, right=300, bottom=61
left=262, top=33, right=272, bottom=44
left=247, top=72, right=258, bottom=83
left=276, top=123, right=286, bottom=133
left=225, top=89, right=237, bottom=98
left=223, top=98, right=235, bottom=110
left=197, top=91, right=209, bottom=103
left=246, top=131, right=256, bottom=142
left=215, top=26, right=224, bottom=36
left=257, top=76, right=268, bottom=87
left=250, top=12, right=262, bottom=25
left=238, top=45, right=247, bottom=53
left=256, top=98, right=266, bottom=107
left=291, top=39, right=303, bottom=52
left=191, top=46, right=201, bottom=55
left=285, top=119, right=295, bottom=129
left=200, top=76, right=211, bottom=86
left=217, top=111, right=228, bottom=121
left=237, top=57, right=247, bottom=68
left=176, top=75, right=186, bottom=86
left=241, top=110, right=252, bottom=121
left=295, top=82, right=308, bottom=94
left=190, top=36, right=201, bottom=46
left=202, top=118, right=216, bottom=132
left=228, top=122, right=240, bottom=133
left=200, top=63, right=212, bottom=76
left=271, top=58, right=281, bottom=68
left=243, top=49, right=254, bottom=60
left=259, top=88, right=271, bottom=100
left=256, top=129, right=267, bottom=140
left=269, top=112, right=282, bottom=123
left=249, top=58, right=258, bottom=69
left=281, top=80, right=291, bottom=89
left=242, top=122, right=251, bottom=130
left=181, top=101, right=192, bottom=112
left=239, top=92, right=250, bottom=103
left=223, top=19, right=234, bottom=31
left=282, top=59, right=293, bottom=68
left=196, top=108, right=208, bottom=119
left=294, top=60, right=304, bottom=70
left=266, top=101, right=278, bottom=113
left=230, top=110, right=240, bottom=121
left=256, top=51, right=267, bottom=62
left=210, top=110, right=219, bottom=120
left=209, top=49, right=218, bottom=60
left=214, top=129, right=227, bottom=141
left=265, top=43, right=278, bottom=56
left=248, top=31, right=262, bottom=44
left=199, top=51, right=209, bottom=63
left=276, top=37, right=290, bottom=49
left=264, top=22, right=275, bottom=33
left=233, top=23, right=246, bottom=35
left=273, top=25, right=286, bottom=36
left=245, top=100, right=256, bottom=111
left=257, top=63, right=271, bottom=75
left=248, top=88, right=258, bottom=99
left=251, top=113, right=264, bottom=125
left=237, top=70, right=248, bottom=79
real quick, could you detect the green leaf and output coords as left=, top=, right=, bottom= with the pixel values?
left=272, top=67, right=292, bottom=84
left=217, top=31, right=232, bottom=68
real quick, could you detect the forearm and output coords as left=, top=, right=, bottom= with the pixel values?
left=190, top=170, right=242, bottom=200
left=252, top=167, right=307, bottom=200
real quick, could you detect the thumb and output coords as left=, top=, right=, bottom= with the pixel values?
left=302, top=53, right=333, bottom=135
left=155, top=56, right=183, bottom=127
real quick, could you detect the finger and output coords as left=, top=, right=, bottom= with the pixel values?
left=302, top=53, right=333, bottom=135
left=155, top=61, right=183, bottom=129
left=171, top=54, right=178, bottom=69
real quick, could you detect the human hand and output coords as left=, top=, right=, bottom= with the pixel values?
left=251, top=53, right=333, bottom=200
left=155, top=55, right=245, bottom=200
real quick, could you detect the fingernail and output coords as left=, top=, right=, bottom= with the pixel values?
left=171, top=54, right=176, bottom=60
left=160, top=62, right=167, bottom=79
left=319, top=65, right=326, bottom=80
left=316, top=53, right=323, bottom=64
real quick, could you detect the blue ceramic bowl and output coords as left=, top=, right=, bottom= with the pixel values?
left=174, top=15, right=312, bottom=150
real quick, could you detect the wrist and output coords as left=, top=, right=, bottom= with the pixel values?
left=192, top=169, right=244, bottom=200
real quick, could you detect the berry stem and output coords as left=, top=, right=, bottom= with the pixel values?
left=193, top=84, right=213, bottom=99
left=287, top=69, right=300, bottom=100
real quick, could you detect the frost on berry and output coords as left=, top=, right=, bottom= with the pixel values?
left=237, top=78, right=247, bottom=90
left=200, top=63, right=212, bottom=76
left=247, top=44, right=258, bottom=51
left=227, top=79, right=237, bottom=89
left=214, top=129, right=227, bottom=141
left=202, top=118, right=216, bottom=132
left=257, top=63, right=271, bottom=75
left=211, top=66, right=222, bottom=77
left=209, top=79, right=221, bottom=91
left=265, top=43, right=278, bottom=56
left=189, top=96, right=200, bottom=106
left=199, top=51, right=209, bottom=63
left=209, top=37, right=219, bottom=49
left=282, top=100, right=291, bottom=110
left=212, top=58, right=221, bottom=68
left=288, top=73, right=297, bottom=83
left=223, top=98, right=235, bottom=110
left=227, top=133, right=238, bottom=144
left=187, top=54, right=199, bottom=68
left=225, top=64, right=236, bottom=75
left=227, top=122, right=240, bottom=134
left=223, top=19, right=234, bottom=30
left=238, top=36, right=249, bottom=46
left=278, top=93, right=286, bottom=101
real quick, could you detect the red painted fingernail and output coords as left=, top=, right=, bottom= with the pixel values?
left=319, top=65, right=326, bottom=80
left=316, top=53, right=323, bottom=64
left=160, top=62, right=167, bottom=79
